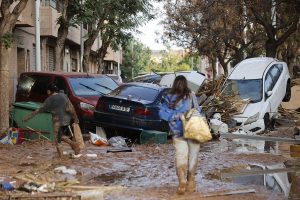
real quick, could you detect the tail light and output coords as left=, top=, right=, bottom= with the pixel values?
left=134, top=107, right=151, bottom=116
left=96, top=99, right=108, bottom=111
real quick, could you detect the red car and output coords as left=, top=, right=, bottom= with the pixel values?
left=15, top=72, right=119, bottom=133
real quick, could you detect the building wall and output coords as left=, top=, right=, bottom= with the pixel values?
left=8, top=2, right=122, bottom=104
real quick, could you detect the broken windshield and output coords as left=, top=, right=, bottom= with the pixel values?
left=69, top=77, right=118, bottom=96
left=222, top=79, right=263, bottom=102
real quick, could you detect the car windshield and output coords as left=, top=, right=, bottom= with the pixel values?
left=222, top=79, right=263, bottom=102
left=109, top=85, right=160, bottom=102
left=69, top=77, right=118, bottom=96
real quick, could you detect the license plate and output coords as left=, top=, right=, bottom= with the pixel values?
left=110, top=105, right=130, bottom=112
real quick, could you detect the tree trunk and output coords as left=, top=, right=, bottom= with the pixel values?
left=0, top=43, right=11, bottom=132
left=0, top=0, right=29, bottom=132
left=97, top=42, right=110, bottom=74
left=55, top=25, right=69, bottom=71
left=82, top=26, right=102, bottom=72
left=211, top=57, right=216, bottom=81
left=265, top=39, right=277, bottom=58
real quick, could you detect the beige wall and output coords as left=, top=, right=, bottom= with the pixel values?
left=16, top=0, right=35, bottom=26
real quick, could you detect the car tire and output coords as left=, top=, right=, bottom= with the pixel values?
left=264, top=113, right=271, bottom=131
left=282, top=80, right=291, bottom=102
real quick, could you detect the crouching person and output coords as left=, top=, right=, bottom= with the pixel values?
left=23, top=83, right=80, bottom=158
left=159, top=75, right=201, bottom=195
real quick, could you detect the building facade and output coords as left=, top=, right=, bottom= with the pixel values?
left=9, top=0, right=122, bottom=103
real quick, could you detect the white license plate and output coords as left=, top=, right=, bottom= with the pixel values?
left=110, top=105, right=130, bottom=112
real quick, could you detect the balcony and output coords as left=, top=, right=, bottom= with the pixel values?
left=15, top=1, right=35, bottom=27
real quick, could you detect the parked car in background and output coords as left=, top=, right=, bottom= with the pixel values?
left=222, top=57, right=291, bottom=134
left=93, top=82, right=170, bottom=133
left=15, top=72, right=119, bottom=133
left=159, top=71, right=206, bottom=93
left=129, top=73, right=162, bottom=84
left=105, top=74, right=123, bottom=84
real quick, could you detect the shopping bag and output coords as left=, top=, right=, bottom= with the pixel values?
left=72, top=123, right=85, bottom=149
left=180, top=108, right=212, bottom=143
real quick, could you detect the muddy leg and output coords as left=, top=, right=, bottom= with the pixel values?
left=174, top=137, right=188, bottom=195
left=186, top=140, right=200, bottom=193
left=53, top=125, right=64, bottom=158
left=61, top=136, right=80, bottom=155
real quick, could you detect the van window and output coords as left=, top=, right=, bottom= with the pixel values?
left=54, top=77, right=69, bottom=94
left=30, top=76, right=52, bottom=95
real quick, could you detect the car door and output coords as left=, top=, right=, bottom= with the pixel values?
left=264, top=65, right=282, bottom=114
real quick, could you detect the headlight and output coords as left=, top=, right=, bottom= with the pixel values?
left=80, top=102, right=95, bottom=111
left=243, top=112, right=259, bottom=125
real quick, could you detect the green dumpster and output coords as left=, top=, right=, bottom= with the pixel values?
left=140, top=130, right=167, bottom=144
left=12, top=102, right=54, bottom=141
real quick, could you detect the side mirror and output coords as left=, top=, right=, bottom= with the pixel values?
left=266, top=91, right=273, bottom=97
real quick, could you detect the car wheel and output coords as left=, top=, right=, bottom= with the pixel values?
left=264, top=113, right=271, bottom=131
left=282, top=80, right=291, bottom=102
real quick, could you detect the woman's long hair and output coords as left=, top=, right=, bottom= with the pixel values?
left=169, top=75, right=191, bottom=107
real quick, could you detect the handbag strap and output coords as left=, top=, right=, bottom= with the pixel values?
left=189, top=93, right=196, bottom=110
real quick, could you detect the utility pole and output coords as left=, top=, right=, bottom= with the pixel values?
left=131, top=41, right=134, bottom=78
left=79, top=0, right=83, bottom=72
left=35, top=0, right=41, bottom=71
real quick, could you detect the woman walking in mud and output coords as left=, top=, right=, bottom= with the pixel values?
left=159, top=75, right=201, bottom=194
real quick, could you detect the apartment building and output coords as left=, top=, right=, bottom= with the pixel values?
left=9, top=0, right=122, bottom=102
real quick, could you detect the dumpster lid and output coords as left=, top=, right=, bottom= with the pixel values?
left=13, top=102, right=42, bottom=110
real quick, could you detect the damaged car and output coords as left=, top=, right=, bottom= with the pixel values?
left=15, top=72, right=119, bottom=133
left=222, top=57, right=291, bottom=134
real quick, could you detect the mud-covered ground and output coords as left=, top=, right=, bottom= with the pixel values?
left=0, top=123, right=300, bottom=200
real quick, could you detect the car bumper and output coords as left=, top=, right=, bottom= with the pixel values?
left=93, top=112, right=164, bottom=131
left=235, top=118, right=265, bottom=134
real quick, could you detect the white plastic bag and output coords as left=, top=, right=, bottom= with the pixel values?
left=108, top=136, right=128, bottom=148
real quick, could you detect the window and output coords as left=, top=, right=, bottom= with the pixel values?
left=264, top=73, right=274, bottom=96
left=264, top=64, right=283, bottom=98
left=72, top=59, right=77, bottom=72
left=30, top=75, right=52, bottom=95
left=222, top=79, right=263, bottom=102
left=54, top=77, right=69, bottom=94
left=49, top=46, right=55, bottom=71
left=109, top=85, right=160, bottom=102
left=41, top=0, right=57, bottom=8
left=68, top=77, right=118, bottom=96
left=268, top=65, right=281, bottom=85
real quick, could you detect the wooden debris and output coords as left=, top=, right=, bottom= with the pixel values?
left=26, top=126, right=51, bottom=141
left=221, top=167, right=300, bottom=179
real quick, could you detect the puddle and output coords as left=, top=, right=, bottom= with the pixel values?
left=217, top=163, right=300, bottom=198
left=199, top=139, right=297, bottom=159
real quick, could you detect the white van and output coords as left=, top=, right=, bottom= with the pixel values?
left=222, top=57, right=291, bottom=134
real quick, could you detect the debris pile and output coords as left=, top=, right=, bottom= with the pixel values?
left=196, top=76, right=244, bottom=124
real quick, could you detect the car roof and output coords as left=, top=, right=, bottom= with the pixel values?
left=229, top=57, right=279, bottom=79
left=20, top=71, right=106, bottom=78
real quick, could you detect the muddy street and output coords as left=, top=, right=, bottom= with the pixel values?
left=1, top=125, right=300, bottom=200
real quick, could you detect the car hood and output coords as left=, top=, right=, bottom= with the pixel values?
left=78, top=95, right=100, bottom=106
left=233, top=101, right=264, bottom=122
